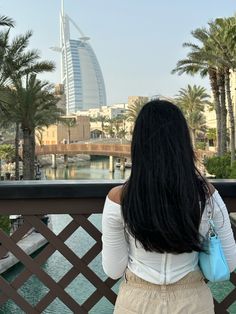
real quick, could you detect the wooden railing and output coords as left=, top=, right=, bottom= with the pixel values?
left=0, top=180, right=235, bottom=313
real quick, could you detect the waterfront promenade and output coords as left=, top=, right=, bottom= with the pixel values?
left=0, top=230, right=48, bottom=274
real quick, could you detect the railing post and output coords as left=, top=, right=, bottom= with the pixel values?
left=120, top=158, right=125, bottom=172
left=64, top=154, right=68, bottom=168
left=51, top=154, right=57, bottom=169
left=109, top=156, right=114, bottom=173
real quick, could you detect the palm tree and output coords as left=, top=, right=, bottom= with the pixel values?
left=1, top=74, right=63, bottom=179
left=0, top=30, right=55, bottom=86
left=173, top=17, right=236, bottom=159
left=127, top=98, right=146, bottom=123
left=95, top=115, right=108, bottom=138
left=172, top=27, right=222, bottom=155
left=175, top=85, right=210, bottom=147
left=206, top=17, right=236, bottom=164
left=110, top=115, right=128, bottom=140
left=60, top=117, right=77, bottom=143
left=104, top=118, right=115, bottom=138
left=206, top=128, right=216, bottom=148
left=0, top=29, right=56, bottom=179
left=0, top=143, right=15, bottom=178
left=0, top=15, right=14, bottom=28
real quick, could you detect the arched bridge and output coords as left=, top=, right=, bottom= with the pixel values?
left=35, top=143, right=131, bottom=158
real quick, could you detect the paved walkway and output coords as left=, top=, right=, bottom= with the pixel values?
left=0, top=224, right=50, bottom=274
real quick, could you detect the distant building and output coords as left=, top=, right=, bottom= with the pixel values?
left=205, top=71, right=236, bottom=132
left=77, top=103, right=128, bottom=120
left=100, top=104, right=128, bottom=119
left=52, top=2, right=107, bottom=114
left=36, top=116, right=90, bottom=145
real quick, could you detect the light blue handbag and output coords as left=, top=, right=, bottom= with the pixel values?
left=199, top=209, right=230, bottom=282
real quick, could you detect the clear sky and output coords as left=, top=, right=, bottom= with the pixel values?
left=0, top=0, right=235, bottom=104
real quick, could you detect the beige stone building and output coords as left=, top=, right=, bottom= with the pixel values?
left=204, top=71, right=236, bottom=132
left=76, top=103, right=128, bottom=120
left=36, top=116, right=90, bottom=145
left=204, top=105, right=216, bottom=129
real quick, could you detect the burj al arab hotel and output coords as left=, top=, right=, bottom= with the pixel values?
left=56, top=1, right=107, bottom=114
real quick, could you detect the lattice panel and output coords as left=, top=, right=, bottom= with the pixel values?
left=0, top=215, right=235, bottom=313
left=0, top=214, right=118, bottom=313
left=211, top=222, right=236, bottom=313
left=211, top=271, right=236, bottom=313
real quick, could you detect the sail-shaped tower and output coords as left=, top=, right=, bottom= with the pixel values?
left=59, top=1, right=107, bottom=114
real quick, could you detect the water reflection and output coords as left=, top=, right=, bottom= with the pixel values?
left=43, top=157, right=131, bottom=180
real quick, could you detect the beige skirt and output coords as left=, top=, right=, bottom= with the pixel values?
left=114, top=269, right=214, bottom=314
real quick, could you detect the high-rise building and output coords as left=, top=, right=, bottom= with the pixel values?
left=54, top=1, right=107, bottom=114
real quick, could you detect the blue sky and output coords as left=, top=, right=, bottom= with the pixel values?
left=0, top=0, right=235, bottom=104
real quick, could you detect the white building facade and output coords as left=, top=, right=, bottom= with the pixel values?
left=58, top=1, right=107, bottom=114
left=76, top=103, right=128, bottom=119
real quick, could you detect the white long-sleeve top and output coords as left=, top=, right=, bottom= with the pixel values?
left=102, top=190, right=236, bottom=284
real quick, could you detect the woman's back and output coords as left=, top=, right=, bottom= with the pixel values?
left=103, top=187, right=236, bottom=282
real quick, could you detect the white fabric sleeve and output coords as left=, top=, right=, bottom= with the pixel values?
left=102, top=197, right=128, bottom=279
left=211, top=192, right=236, bottom=272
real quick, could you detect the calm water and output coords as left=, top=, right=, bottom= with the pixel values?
left=1, top=157, right=130, bottom=314
left=43, top=156, right=131, bottom=181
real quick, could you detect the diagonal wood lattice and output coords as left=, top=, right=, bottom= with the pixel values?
left=0, top=215, right=235, bottom=313
left=0, top=200, right=235, bottom=313
left=0, top=214, right=118, bottom=313
left=216, top=271, right=236, bottom=312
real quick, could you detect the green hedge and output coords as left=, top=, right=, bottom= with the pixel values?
left=204, top=154, right=236, bottom=179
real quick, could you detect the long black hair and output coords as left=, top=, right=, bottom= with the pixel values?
left=121, top=100, right=209, bottom=253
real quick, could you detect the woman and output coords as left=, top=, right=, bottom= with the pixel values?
left=102, top=100, right=236, bottom=313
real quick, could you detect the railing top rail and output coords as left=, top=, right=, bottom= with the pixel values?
left=0, top=179, right=236, bottom=200
left=0, top=180, right=124, bottom=200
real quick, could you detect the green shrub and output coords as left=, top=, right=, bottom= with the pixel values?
left=196, top=142, right=206, bottom=150
left=229, top=161, right=236, bottom=179
left=204, top=154, right=231, bottom=178
left=0, top=215, right=10, bottom=234
left=0, top=144, right=15, bottom=162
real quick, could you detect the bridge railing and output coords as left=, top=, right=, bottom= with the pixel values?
left=35, top=143, right=131, bottom=157
left=0, top=180, right=235, bottom=313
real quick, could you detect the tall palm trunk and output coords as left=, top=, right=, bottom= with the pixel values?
left=190, top=129, right=196, bottom=148
left=68, top=127, right=71, bottom=144
left=23, top=128, right=35, bottom=180
left=209, top=69, right=221, bottom=156
left=225, top=69, right=235, bottom=165
left=218, top=69, right=227, bottom=155
left=14, top=122, right=20, bottom=180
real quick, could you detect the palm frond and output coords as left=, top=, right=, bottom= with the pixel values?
left=0, top=15, right=15, bottom=28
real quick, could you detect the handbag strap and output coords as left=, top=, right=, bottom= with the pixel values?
left=207, top=207, right=217, bottom=237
